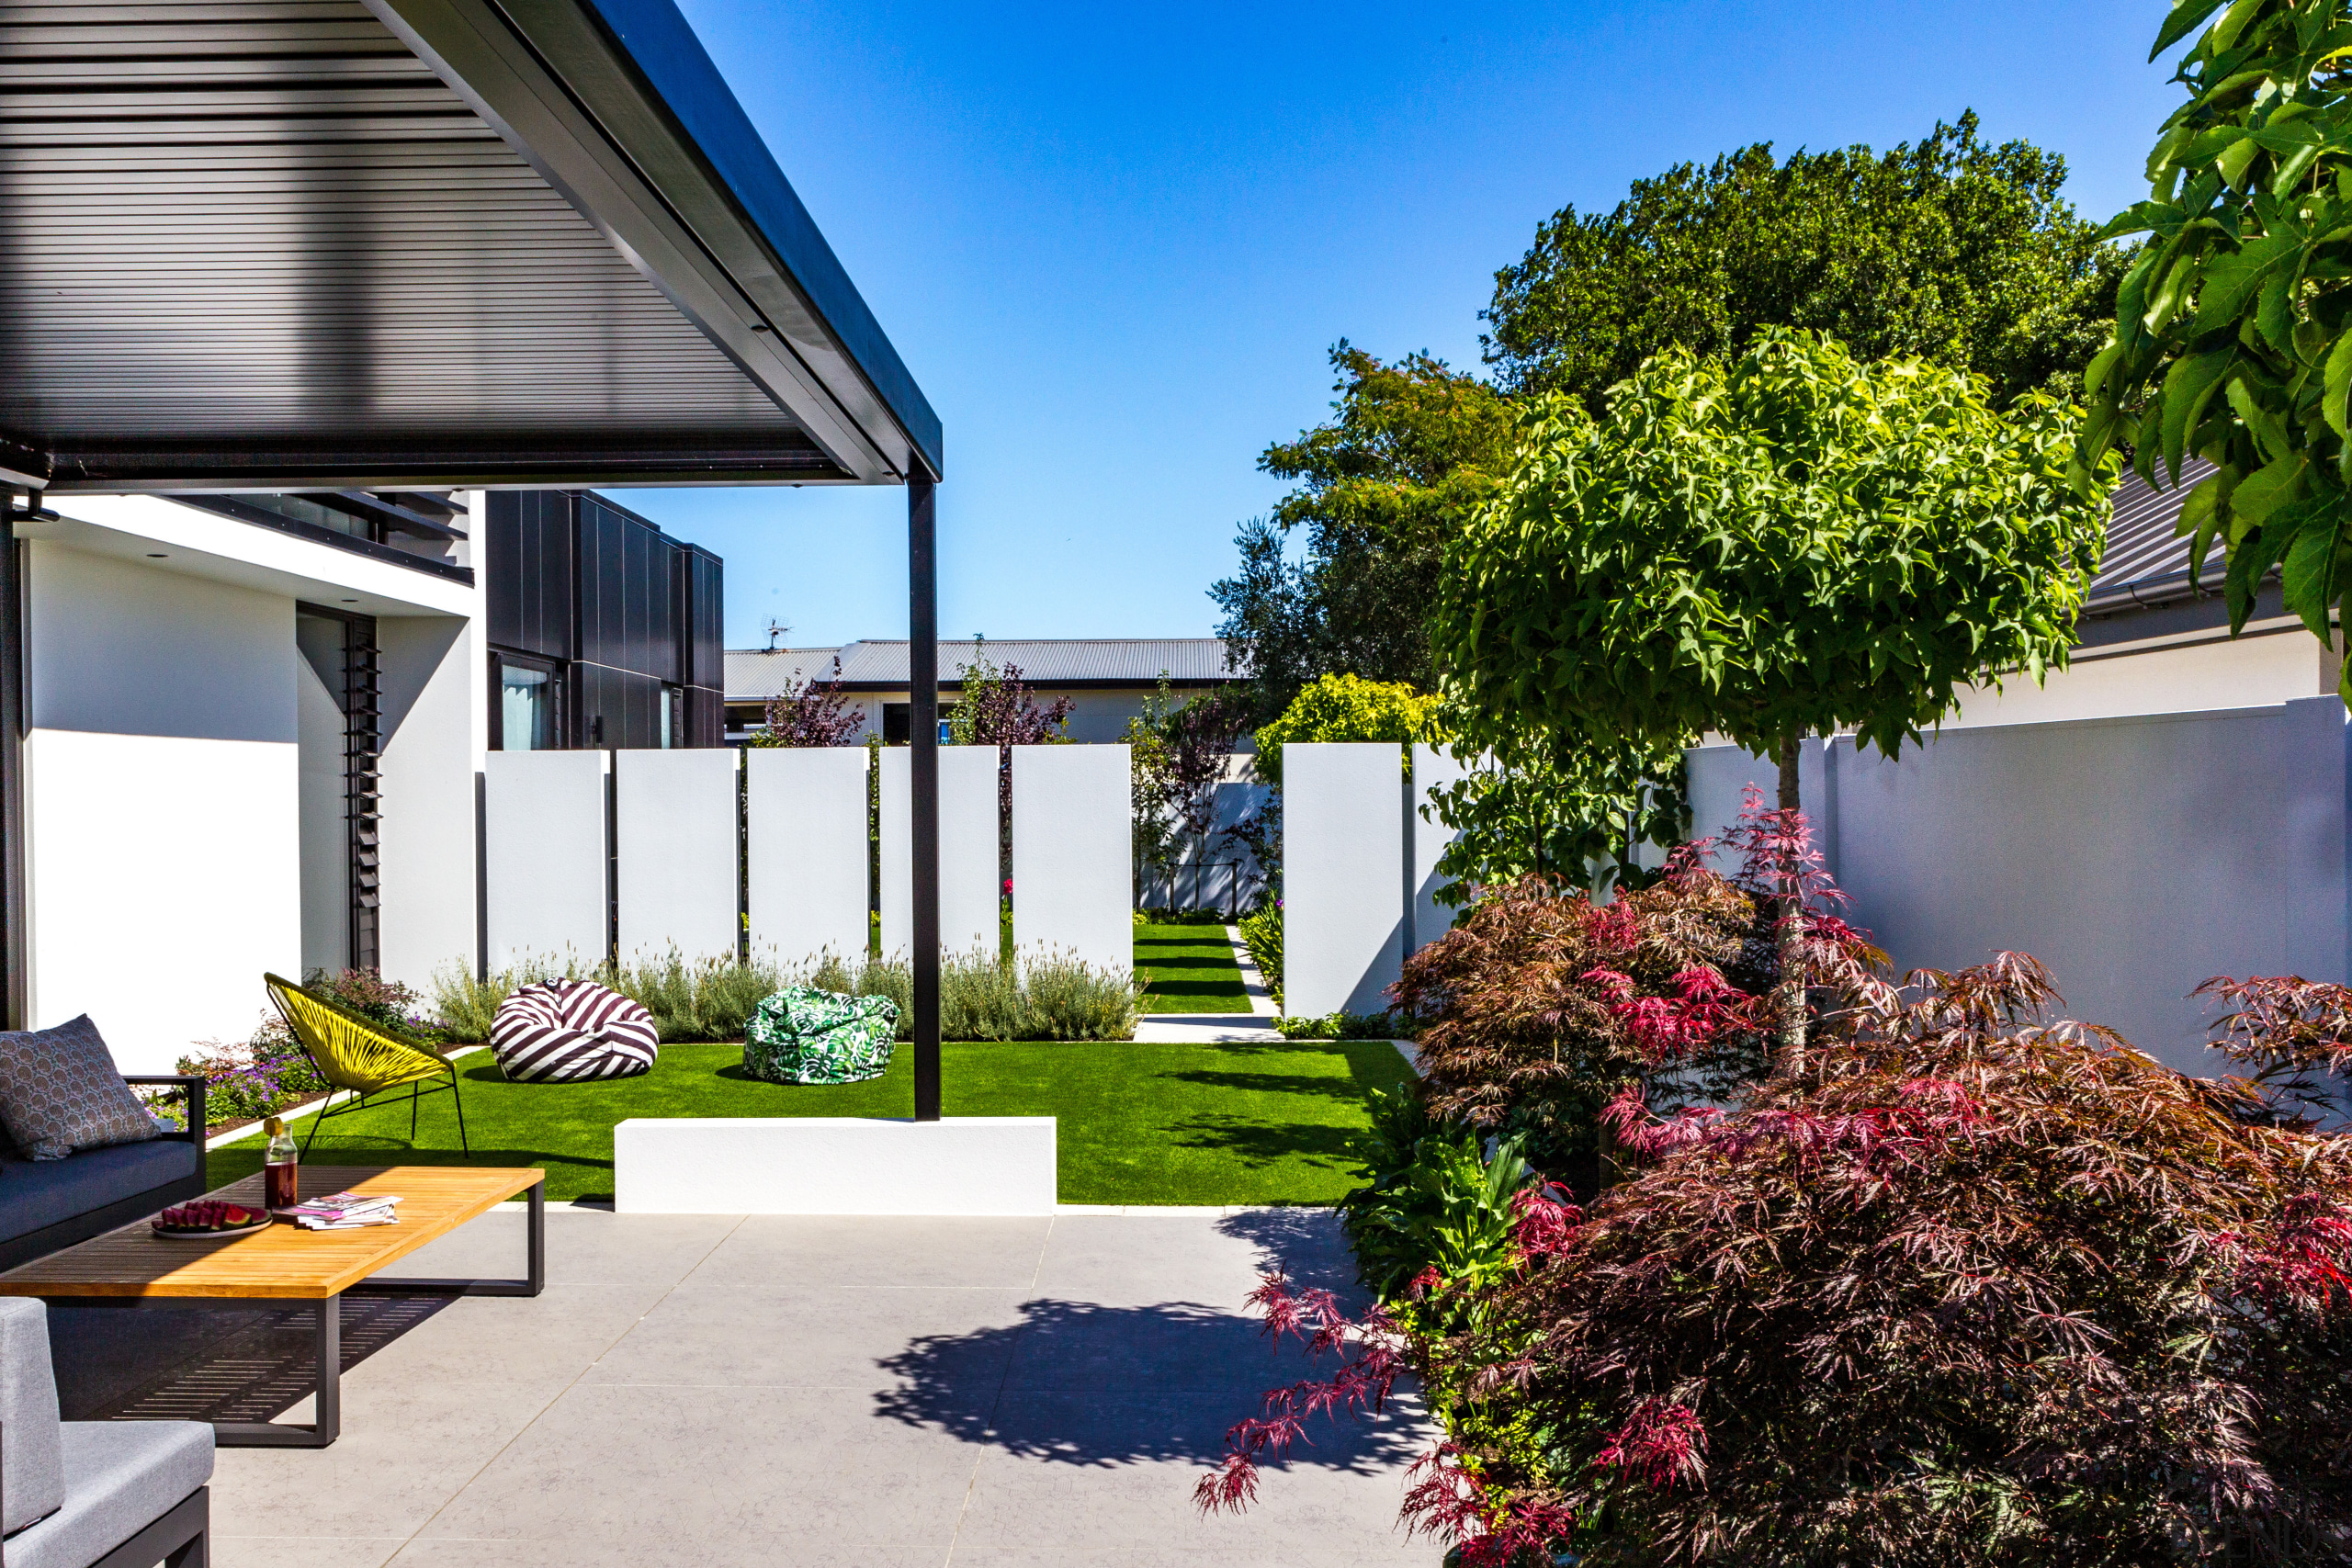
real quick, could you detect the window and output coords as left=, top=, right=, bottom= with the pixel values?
left=501, top=662, right=557, bottom=750
left=661, top=684, right=682, bottom=749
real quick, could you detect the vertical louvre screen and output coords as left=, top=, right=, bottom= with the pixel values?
left=345, top=617, right=382, bottom=973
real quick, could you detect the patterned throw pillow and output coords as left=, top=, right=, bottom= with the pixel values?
left=0, top=1016, right=161, bottom=1160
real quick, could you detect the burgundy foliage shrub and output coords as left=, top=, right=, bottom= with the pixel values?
left=756, top=658, right=868, bottom=748
left=1215, top=949, right=2352, bottom=1565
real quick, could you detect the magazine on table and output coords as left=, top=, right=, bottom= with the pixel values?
left=275, top=1190, right=402, bottom=1230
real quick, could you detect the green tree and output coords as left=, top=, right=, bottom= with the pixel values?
left=2081, top=0, right=2352, bottom=675
left=1210, top=344, right=1514, bottom=716
left=1432, top=329, right=2114, bottom=1059
left=1420, top=729, right=1690, bottom=907
left=1486, top=113, right=2130, bottom=414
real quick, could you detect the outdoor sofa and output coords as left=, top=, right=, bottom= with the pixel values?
left=0, top=1077, right=205, bottom=1275
left=0, top=1297, right=212, bottom=1568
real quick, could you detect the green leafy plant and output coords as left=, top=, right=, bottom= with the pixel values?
left=1340, top=1086, right=1543, bottom=1301
left=1421, top=728, right=1689, bottom=904
left=2083, top=0, right=2352, bottom=677
left=1238, top=901, right=1282, bottom=1007
left=1251, top=672, right=1440, bottom=789
left=1273, top=1010, right=1400, bottom=1042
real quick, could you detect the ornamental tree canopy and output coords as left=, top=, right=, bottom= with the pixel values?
left=2084, top=0, right=2352, bottom=670
left=1432, top=329, right=2115, bottom=782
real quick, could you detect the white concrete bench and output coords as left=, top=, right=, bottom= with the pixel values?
left=613, top=1117, right=1057, bottom=1215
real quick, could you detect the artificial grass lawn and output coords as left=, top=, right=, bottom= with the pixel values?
left=1133, top=921, right=1250, bottom=1013
left=209, top=1039, right=1413, bottom=1206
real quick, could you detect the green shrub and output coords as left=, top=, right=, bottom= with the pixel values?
left=1274, top=1010, right=1400, bottom=1041
left=436, top=943, right=1143, bottom=1045
left=1251, top=673, right=1442, bottom=788
left=1338, top=1086, right=1540, bottom=1302
left=1238, top=902, right=1282, bottom=1005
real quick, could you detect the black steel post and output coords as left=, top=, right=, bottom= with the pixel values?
left=0, top=496, right=27, bottom=1032
left=910, top=469, right=941, bottom=1121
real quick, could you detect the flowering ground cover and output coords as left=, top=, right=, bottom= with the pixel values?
left=205, top=1038, right=1410, bottom=1205
left=1134, top=921, right=1251, bottom=1012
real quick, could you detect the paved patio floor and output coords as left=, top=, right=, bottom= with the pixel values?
left=51, top=1205, right=1434, bottom=1567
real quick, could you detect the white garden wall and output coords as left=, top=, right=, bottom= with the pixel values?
left=615, top=750, right=741, bottom=964
left=1283, top=743, right=1408, bottom=1017
left=483, top=750, right=607, bottom=972
left=878, top=745, right=1001, bottom=959
left=1011, top=743, right=1130, bottom=972
left=1686, top=696, right=2349, bottom=1075
left=746, top=746, right=870, bottom=965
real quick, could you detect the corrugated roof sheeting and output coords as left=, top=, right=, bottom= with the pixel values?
left=2086, top=459, right=2222, bottom=612
left=0, top=0, right=835, bottom=481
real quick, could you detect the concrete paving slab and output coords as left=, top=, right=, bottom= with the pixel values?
left=1132, top=1014, right=1286, bottom=1043
left=104, top=1205, right=1436, bottom=1568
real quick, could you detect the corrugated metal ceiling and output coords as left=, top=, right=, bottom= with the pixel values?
left=0, top=0, right=906, bottom=488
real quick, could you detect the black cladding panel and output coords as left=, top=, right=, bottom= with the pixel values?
left=685, top=548, right=724, bottom=693
left=485, top=491, right=575, bottom=660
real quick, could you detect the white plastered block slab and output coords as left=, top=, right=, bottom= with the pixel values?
left=484, top=749, right=607, bottom=972
left=879, top=746, right=1002, bottom=959
left=614, top=1117, right=1057, bottom=1214
left=747, top=746, right=871, bottom=966
left=1011, top=744, right=1131, bottom=973
left=1283, top=742, right=1406, bottom=1018
left=1411, top=743, right=1474, bottom=954
left=615, top=749, right=741, bottom=965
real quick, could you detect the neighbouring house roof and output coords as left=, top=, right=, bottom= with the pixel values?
left=724, top=637, right=1238, bottom=702
left=0, top=0, right=936, bottom=491
left=2085, top=459, right=2225, bottom=615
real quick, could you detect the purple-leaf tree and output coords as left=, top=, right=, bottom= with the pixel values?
left=754, top=658, right=868, bottom=748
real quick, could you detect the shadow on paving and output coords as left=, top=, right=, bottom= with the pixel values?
left=47, top=1294, right=458, bottom=1425
left=873, top=1205, right=1416, bottom=1474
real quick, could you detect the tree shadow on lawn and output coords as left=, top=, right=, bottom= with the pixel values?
left=1170, top=1116, right=1363, bottom=1171
left=874, top=1213, right=1421, bottom=1474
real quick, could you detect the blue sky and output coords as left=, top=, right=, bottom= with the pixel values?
left=619, top=0, right=2185, bottom=652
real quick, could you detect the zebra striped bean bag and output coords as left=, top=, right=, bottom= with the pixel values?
left=492, top=979, right=660, bottom=1083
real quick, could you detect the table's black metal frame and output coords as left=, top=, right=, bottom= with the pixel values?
left=113, top=1178, right=545, bottom=1450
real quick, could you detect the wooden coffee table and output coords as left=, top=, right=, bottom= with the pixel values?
left=0, top=1165, right=545, bottom=1448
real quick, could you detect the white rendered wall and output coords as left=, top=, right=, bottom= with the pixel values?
left=879, top=746, right=1001, bottom=959
left=1944, top=631, right=2316, bottom=728
left=23, top=545, right=300, bottom=1072
left=1685, top=699, right=2348, bottom=1074
left=484, top=750, right=607, bottom=972
left=747, top=747, right=871, bottom=966
left=615, top=750, right=741, bottom=965
left=1284, top=743, right=1407, bottom=1018
left=374, top=614, right=483, bottom=997
left=1011, top=744, right=1131, bottom=972
left=1410, top=744, right=1472, bottom=955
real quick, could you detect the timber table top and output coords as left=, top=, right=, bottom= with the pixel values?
left=0, top=1165, right=544, bottom=1300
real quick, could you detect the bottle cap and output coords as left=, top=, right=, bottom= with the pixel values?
left=265, top=1116, right=285, bottom=1137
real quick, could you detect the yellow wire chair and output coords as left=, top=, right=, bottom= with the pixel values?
left=264, top=974, right=471, bottom=1156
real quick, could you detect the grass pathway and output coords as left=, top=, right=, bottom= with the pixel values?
left=208, top=1039, right=1410, bottom=1206
left=1133, top=921, right=1250, bottom=1012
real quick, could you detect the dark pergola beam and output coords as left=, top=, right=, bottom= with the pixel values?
left=908, top=469, right=941, bottom=1121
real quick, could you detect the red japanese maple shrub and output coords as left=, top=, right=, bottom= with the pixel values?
left=1442, top=953, right=2352, bottom=1565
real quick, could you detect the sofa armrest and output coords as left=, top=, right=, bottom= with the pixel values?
left=122, top=1076, right=204, bottom=1144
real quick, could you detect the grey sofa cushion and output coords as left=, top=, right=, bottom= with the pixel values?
left=3, top=1422, right=212, bottom=1568
left=0, top=1297, right=64, bottom=1537
left=0, top=1016, right=160, bottom=1160
left=0, top=1140, right=200, bottom=1246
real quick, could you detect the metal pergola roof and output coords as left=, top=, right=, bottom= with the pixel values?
left=0, top=0, right=941, bottom=491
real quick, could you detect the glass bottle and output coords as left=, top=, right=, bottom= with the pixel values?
left=265, top=1116, right=299, bottom=1211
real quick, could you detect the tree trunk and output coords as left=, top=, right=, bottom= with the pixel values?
left=1774, top=734, right=1806, bottom=1076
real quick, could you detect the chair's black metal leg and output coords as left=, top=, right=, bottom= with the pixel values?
left=409, top=1079, right=419, bottom=1141
left=450, top=1063, right=470, bottom=1155
left=350, top=1175, right=544, bottom=1298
